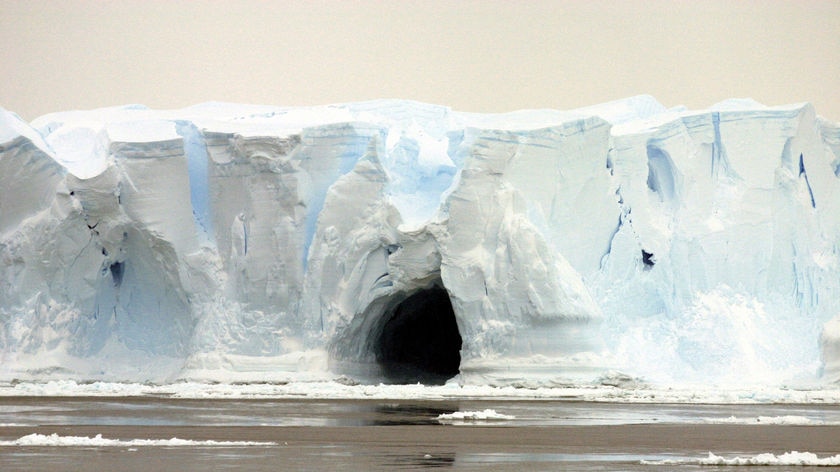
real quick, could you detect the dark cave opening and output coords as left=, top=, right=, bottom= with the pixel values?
left=373, top=285, right=462, bottom=385
left=641, top=250, right=655, bottom=269
left=109, top=261, right=124, bottom=287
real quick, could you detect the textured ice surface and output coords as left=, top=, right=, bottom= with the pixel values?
left=1, top=97, right=839, bottom=389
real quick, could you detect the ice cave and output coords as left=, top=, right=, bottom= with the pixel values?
left=370, top=282, right=461, bottom=384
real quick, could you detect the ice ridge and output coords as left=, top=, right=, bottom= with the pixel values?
left=1, top=97, right=839, bottom=388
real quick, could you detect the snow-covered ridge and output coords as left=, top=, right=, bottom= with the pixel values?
left=1, top=96, right=839, bottom=389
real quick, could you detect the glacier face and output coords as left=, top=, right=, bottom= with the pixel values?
left=1, top=96, right=839, bottom=387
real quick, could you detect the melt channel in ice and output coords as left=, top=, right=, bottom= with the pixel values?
left=1, top=96, right=839, bottom=388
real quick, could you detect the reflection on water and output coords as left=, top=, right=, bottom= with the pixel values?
left=384, top=452, right=457, bottom=469
left=0, top=398, right=463, bottom=428
left=367, top=403, right=458, bottom=426
left=457, top=452, right=672, bottom=464
left=3, top=398, right=840, bottom=428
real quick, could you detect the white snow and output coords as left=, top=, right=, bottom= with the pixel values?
left=0, top=433, right=276, bottom=447
left=0, top=108, right=54, bottom=152
left=2, top=96, right=840, bottom=391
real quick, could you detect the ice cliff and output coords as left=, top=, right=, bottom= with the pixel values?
left=1, top=96, right=839, bottom=387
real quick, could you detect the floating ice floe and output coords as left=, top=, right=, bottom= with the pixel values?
left=437, top=409, right=515, bottom=423
left=642, top=451, right=840, bottom=466
left=0, top=433, right=276, bottom=447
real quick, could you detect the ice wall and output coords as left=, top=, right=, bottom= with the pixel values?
left=1, top=97, right=838, bottom=387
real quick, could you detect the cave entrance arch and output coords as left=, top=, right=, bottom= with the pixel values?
left=372, top=283, right=462, bottom=385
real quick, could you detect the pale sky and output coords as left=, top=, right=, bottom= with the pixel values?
left=2, top=0, right=839, bottom=121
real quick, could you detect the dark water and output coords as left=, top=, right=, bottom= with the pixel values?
left=1, top=398, right=839, bottom=471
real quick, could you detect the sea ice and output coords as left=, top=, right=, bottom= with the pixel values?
left=641, top=451, right=840, bottom=466
left=699, top=451, right=840, bottom=466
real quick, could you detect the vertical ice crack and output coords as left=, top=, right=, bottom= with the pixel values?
left=600, top=185, right=629, bottom=269
left=711, top=112, right=725, bottom=178
left=68, top=231, right=95, bottom=274
left=174, top=120, right=214, bottom=242
left=798, top=153, right=816, bottom=208
left=242, top=215, right=248, bottom=256
left=710, top=112, right=741, bottom=182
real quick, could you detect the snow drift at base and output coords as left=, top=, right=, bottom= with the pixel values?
left=1, top=96, right=839, bottom=388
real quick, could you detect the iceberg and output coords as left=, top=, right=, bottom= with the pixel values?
left=1, top=96, right=838, bottom=387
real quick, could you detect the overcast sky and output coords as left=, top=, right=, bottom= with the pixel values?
left=2, top=0, right=839, bottom=121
